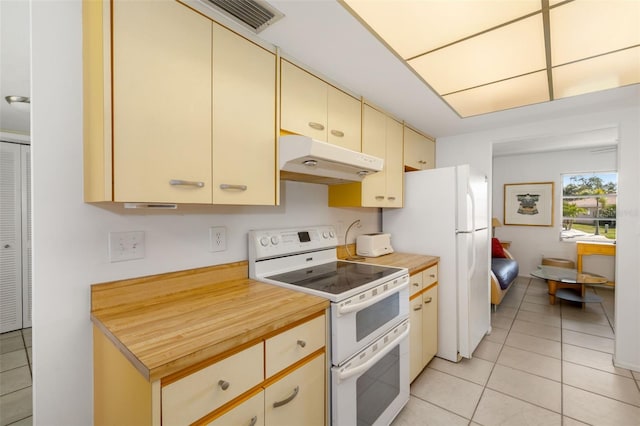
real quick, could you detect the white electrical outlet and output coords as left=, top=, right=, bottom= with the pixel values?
left=209, top=226, right=227, bottom=252
left=109, top=231, right=145, bottom=262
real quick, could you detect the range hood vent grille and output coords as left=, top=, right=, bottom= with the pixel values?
left=204, top=0, right=284, bottom=33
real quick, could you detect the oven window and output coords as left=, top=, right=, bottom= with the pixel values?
left=356, top=345, right=400, bottom=426
left=355, top=292, right=399, bottom=341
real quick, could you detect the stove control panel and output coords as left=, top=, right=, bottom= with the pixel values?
left=248, top=225, right=338, bottom=261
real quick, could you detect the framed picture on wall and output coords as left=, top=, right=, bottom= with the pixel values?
left=504, top=182, right=554, bottom=226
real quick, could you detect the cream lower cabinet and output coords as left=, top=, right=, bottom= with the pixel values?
left=94, top=314, right=326, bottom=426
left=328, top=103, right=403, bottom=208
left=408, top=265, right=439, bottom=382
left=83, top=0, right=276, bottom=205
left=404, top=126, right=435, bottom=171
left=281, top=60, right=361, bottom=152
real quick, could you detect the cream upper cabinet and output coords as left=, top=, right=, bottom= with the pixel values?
left=329, top=103, right=403, bottom=208
left=211, top=23, right=276, bottom=205
left=112, top=0, right=213, bottom=203
left=84, top=0, right=277, bottom=205
left=281, top=60, right=361, bottom=151
left=404, top=126, right=435, bottom=171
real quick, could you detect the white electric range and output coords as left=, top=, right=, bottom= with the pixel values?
left=248, top=225, right=410, bottom=426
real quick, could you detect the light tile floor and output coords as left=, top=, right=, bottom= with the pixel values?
left=393, top=277, right=640, bottom=426
left=0, top=328, right=32, bottom=426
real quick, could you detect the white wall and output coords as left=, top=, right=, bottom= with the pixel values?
left=492, top=147, right=617, bottom=277
left=437, top=108, right=640, bottom=372
left=30, top=3, right=377, bottom=424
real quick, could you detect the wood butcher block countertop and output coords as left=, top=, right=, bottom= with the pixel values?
left=338, top=247, right=439, bottom=275
left=90, top=262, right=329, bottom=383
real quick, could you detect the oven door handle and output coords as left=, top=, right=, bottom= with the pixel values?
left=337, top=325, right=410, bottom=382
left=337, top=280, right=409, bottom=316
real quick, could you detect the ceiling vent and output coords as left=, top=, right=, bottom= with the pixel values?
left=204, top=0, right=284, bottom=33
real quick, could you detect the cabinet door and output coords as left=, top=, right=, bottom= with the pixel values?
left=265, top=354, right=325, bottom=426
left=385, top=117, right=403, bottom=208
left=280, top=60, right=327, bottom=140
left=112, top=0, right=212, bottom=203
left=212, top=23, right=276, bottom=205
left=206, top=390, right=265, bottom=426
left=409, top=295, right=423, bottom=383
left=404, top=127, right=435, bottom=170
left=422, top=285, right=438, bottom=366
left=327, top=86, right=361, bottom=151
left=361, top=104, right=387, bottom=207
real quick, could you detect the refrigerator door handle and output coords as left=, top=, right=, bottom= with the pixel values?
left=468, top=186, right=477, bottom=278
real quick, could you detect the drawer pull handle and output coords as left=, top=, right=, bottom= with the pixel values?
left=297, top=340, right=306, bottom=348
left=429, top=274, right=436, bottom=278
left=330, top=129, right=344, bottom=137
left=220, top=184, right=248, bottom=191
left=418, top=160, right=427, bottom=164
left=249, top=416, right=257, bottom=426
left=308, top=122, right=325, bottom=131
left=218, top=380, right=230, bottom=391
left=169, top=179, right=205, bottom=188
left=424, top=296, right=433, bottom=304
left=412, top=282, right=420, bottom=287
left=413, top=305, right=423, bottom=311
left=375, top=195, right=385, bottom=200
left=388, top=196, right=396, bottom=201
left=273, top=386, right=299, bottom=408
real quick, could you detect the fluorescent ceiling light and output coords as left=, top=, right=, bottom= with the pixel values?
left=342, top=0, right=640, bottom=117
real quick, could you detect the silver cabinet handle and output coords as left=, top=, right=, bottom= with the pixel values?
left=220, top=184, right=247, bottom=191
left=375, top=195, right=385, bottom=200
left=249, top=416, right=257, bottom=426
left=413, top=304, right=423, bottom=311
left=412, top=282, right=420, bottom=287
left=388, top=196, right=397, bottom=201
left=429, top=274, right=436, bottom=278
left=424, top=296, right=433, bottom=304
left=330, top=129, right=344, bottom=137
left=273, top=386, right=299, bottom=408
left=418, top=160, right=427, bottom=164
left=218, top=380, right=230, bottom=391
left=297, top=340, right=306, bottom=348
left=308, top=122, right=325, bottom=131
left=169, top=179, right=205, bottom=188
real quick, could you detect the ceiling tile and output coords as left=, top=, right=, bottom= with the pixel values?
left=408, top=14, right=546, bottom=94
left=444, top=70, right=549, bottom=117
left=550, top=0, right=640, bottom=66
left=553, top=47, right=640, bottom=99
left=344, top=0, right=541, bottom=59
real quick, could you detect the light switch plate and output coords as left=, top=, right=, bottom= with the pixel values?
left=109, top=231, right=145, bottom=262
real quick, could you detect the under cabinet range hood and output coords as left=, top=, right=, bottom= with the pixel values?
left=279, top=135, right=384, bottom=184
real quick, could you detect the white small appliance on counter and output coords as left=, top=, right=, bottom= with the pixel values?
left=356, top=233, right=394, bottom=257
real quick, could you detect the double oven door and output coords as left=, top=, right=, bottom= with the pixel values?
left=330, top=274, right=409, bottom=365
left=331, top=319, right=410, bottom=426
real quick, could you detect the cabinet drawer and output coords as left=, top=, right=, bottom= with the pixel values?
left=162, top=343, right=263, bottom=426
left=206, top=390, right=265, bottom=426
left=265, top=354, right=325, bottom=426
left=423, top=264, right=438, bottom=287
left=266, top=315, right=325, bottom=378
left=409, top=272, right=423, bottom=297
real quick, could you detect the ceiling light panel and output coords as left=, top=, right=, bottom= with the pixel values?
left=444, top=70, right=549, bottom=117
left=408, top=14, right=546, bottom=95
left=550, top=0, right=640, bottom=66
left=343, top=0, right=541, bottom=59
left=553, top=46, right=640, bottom=99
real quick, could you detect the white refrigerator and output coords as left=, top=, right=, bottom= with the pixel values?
left=383, top=165, right=491, bottom=362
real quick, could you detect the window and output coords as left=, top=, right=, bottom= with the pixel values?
left=561, top=172, right=617, bottom=242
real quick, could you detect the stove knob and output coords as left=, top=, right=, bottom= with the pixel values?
left=270, top=236, right=280, bottom=245
left=260, top=236, right=270, bottom=247
left=329, top=231, right=335, bottom=238
left=322, top=231, right=329, bottom=239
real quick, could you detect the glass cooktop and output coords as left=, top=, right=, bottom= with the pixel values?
left=265, top=261, right=402, bottom=295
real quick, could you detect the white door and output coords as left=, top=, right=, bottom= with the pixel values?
left=1, top=142, right=24, bottom=332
